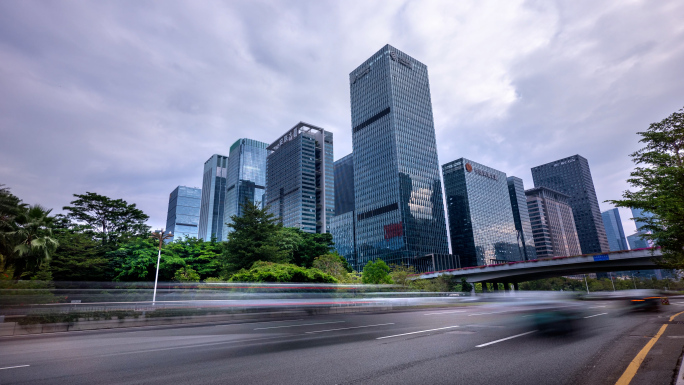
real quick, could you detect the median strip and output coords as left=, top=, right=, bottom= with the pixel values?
left=376, top=326, right=459, bottom=339
left=476, top=331, right=536, bottom=348
left=305, top=323, right=395, bottom=334
left=615, top=310, right=684, bottom=385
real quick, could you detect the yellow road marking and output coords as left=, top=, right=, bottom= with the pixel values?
left=615, top=310, right=684, bottom=385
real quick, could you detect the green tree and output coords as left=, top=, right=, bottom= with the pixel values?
left=62, top=192, right=150, bottom=247
left=362, top=259, right=392, bottom=284
left=165, top=237, right=222, bottom=280
left=229, top=261, right=337, bottom=283
left=222, top=202, right=289, bottom=274
left=110, top=238, right=185, bottom=281
left=291, top=232, right=335, bottom=268
left=608, top=106, right=684, bottom=268
left=5, top=205, right=59, bottom=279
left=389, top=264, right=416, bottom=286
left=49, top=228, right=108, bottom=281
left=312, top=253, right=350, bottom=282
left=0, top=186, right=26, bottom=273
left=460, top=278, right=473, bottom=293
left=174, top=267, right=200, bottom=282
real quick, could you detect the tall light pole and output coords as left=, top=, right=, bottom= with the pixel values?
left=150, top=229, right=173, bottom=305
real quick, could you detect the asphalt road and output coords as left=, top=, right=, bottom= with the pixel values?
left=2, top=301, right=684, bottom=385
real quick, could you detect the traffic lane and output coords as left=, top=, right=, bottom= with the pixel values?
left=0, top=306, right=652, bottom=385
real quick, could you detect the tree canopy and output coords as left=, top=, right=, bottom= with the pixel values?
left=608, top=106, right=684, bottom=268
left=362, top=259, right=392, bottom=284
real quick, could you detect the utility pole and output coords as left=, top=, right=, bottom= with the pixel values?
left=150, top=229, right=173, bottom=305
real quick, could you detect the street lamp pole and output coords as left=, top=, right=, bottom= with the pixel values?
left=150, top=229, right=173, bottom=305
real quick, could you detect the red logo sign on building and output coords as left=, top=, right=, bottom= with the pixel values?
left=384, top=222, right=403, bottom=240
left=465, top=163, right=473, bottom=172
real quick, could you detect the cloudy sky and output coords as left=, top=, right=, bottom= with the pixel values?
left=1, top=0, right=683, bottom=236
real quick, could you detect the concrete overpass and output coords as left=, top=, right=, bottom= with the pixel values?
left=415, top=248, right=663, bottom=284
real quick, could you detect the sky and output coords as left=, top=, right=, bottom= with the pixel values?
left=1, top=0, right=683, bottom=236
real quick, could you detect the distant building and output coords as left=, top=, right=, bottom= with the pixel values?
left=627, top=233, right=650, bottom=250
left=525, top=187, right=582, bottom=258
left=198, top=154, right=229, bottom=241
left=331, top=153, right=357, bottom=268
left=223, top=138, right=269, bottom=239
left=350, top=44, right=449, bottom=267
left=165, top=186, right=202, bottom=242
left=442, top=158, right=521, bottom=267
left=265, top=122, right=334, bottom=234
left=507, top=176, right=536, bottom=261
left=531, top=155, right=609, bottom=255
left=601, top=208, right=628, bottom=251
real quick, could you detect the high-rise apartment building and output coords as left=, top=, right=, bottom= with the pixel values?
left=265, top=122, right=334, bottom=234
left=198, top=154, right=228, bottom=241
left=507, top=176, right=536, bottom=261
left=525, top=187, right=581, bottom=258
left=442, top=158, right=521, bottom=267
left=223, top=138, right=269, bottom=239
left=350, top=44, right=448, bottom=267
left=601, top=208, right=628, bottom=251
left=531, top=155, right=609, bottom=254
left=165, top=186, right=202, bottom=242
left=331, top=153, right=357, bottom=268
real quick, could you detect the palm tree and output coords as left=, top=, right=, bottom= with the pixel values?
left=0, top=185, right=26, bottom=273
left=6, top=205, right=59, bottom=279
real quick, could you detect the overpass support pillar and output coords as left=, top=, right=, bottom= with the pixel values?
left=492, top=282, right=500, bottom=292
left=513, top=282, right=519, bottom=291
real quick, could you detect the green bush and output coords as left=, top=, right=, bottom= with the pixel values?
left=229, top=261, right=338, bottom=283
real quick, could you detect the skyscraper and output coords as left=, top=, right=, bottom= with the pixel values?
left=165, top=186, right=202, bottom=242
left=526, top=187, right=582, bottom=258
left=198, top=154, right=228, bottom=241
left=507, top=176, right=536, bottom=261
left=531, top=155, right=610, bottom=254
left=331, top=153, right=357, bottom=269
left=223, top=138, right=269, bottom=239
left=350, top=44, right=448, bottom=267
left=601, top=208, right=628, bottom=251
left=631, top=207, right=655, bottom=232
left=265, top=122, right=334, bottom=234
left=442, top=158, right=521, bottom=267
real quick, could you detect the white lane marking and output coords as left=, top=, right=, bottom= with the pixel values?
left=0, top=365, right=30, bottom=370
left=584, top=312, right=608, bottom=319
left=376, top=326, right=459, bottom=340
left=305, top=323, right=395, bottom=334
left=476, top=331, right=536, bottom=348
left=424, top=310, right=466, bottom=315
left=468, top=311, right=511, bottom=316
left=588, top=306, right=607, bottom=309
left=254, top=321, right=345, bottom=330
left=217, top=319, right=304, bottom=326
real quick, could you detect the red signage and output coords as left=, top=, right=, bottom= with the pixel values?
left=384, top=222, right=403, bottom=240
left=465, top=163, right=473, bottom=172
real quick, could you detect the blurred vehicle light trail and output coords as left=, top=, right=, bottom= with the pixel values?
left=376, top=326, right=459, bottom=339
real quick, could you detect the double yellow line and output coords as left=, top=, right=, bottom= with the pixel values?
left=616, top=310, right=684, bottom=385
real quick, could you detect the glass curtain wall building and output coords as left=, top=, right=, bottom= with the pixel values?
left=507, top=176, right=536, bottom=261
left=531, top=155, right=610, bottom=254
left=198, top=154, right=228, bottom=241
left=223, top=138, right=269, bottom=239
left=331, top=153, right=357, bottom=269
left=442, top=158, right=521, bottom=267
left=350, top=44, right=449, bottom=267
left=601, top=208, right=628, bottom=251
left=525, top=187, right=581, bottom=258
left=165, top=186, right=202, bottom=242
left=265, top=122, right=334, bottom=234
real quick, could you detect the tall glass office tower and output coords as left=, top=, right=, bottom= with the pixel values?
left=265, top=122, right=334, bottom=234
left=601, top=208, right=628, bottom=251
left=198, top=154, right=228, bottom=241
left=331, top=153, right=357, bottom=269
left=442, top=158, right=521, bottom=267
left=507, top=176, right=536, bottom=261
left=531, top=155, right=610, bottom=254
left=525, top=187, right=582, bottom=258
left=350, top=44, right=448, bottom=267
left=165, top=186, right=202, bottom=242
left=223, top=138, right=269, bottom=239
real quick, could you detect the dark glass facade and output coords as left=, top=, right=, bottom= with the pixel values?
left=531, top=155, right=610, bottom=254
left=350, top=44, right=449, bottom=267
left=525, top=187, right=581, bottom=258
left=165, top=186, right=201, bottom=242
left=265, top=122, right=334, bottom=234
left=601, top=208, right=628, bottom=251
left=330, top=211, right=357, bottom=270
left=334, top=153, right=355, bottom=215
left=198, top=154, right=228, bottom=241
left=507, top=176, right=536, bottom=261
left=442, top=158, right=521, bottom=267
left=223, top=138, right=268, bottom=239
